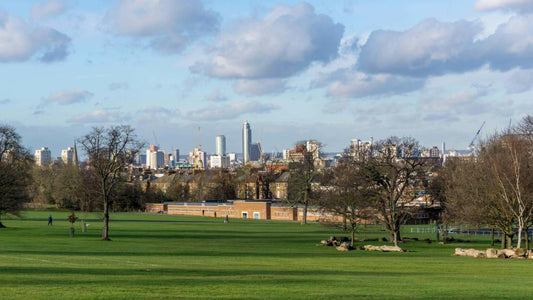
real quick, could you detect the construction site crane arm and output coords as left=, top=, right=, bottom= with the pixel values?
left=468, top=121, right=485, bottom=149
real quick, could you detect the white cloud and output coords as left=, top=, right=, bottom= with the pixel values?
left=205, top=89, right=227, bottom=102
left=136, top=106, right=179, bottom=122
left=358, top=16, right=533, bottom=77
left=198, top=2, right=344, bottom=79
left=233, top=79, right=287, bottom=96
left=0, top=11, right=71, bottom=63
left=506, top=69, right=533, bottom=93
left=105, top=0, right=219, bottom=54
left=358, top=18, right=482, bottom=77
left=475, top=0, right=533, bottom=13
left=68, top=110, right=128, bottom=123
left=327, top=72, right=424, bottom=99
left=187, top=100, right=279, bottom=121
left=480, top=15, right=533, bottom=71
left=45, top=89, right=93, bottom=105
left=31, top=1, right=68, bottom=20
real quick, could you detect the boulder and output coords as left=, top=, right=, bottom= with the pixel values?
left=454, top=248, right=486, bottom=258
left=501, top=248, right=526, bottom=259
left=485, top=248, right=505, bottom=259
left=363, top=245, right=406, bottom=252
left=336, top=242, right=354, bottom=251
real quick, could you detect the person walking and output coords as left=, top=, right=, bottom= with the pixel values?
left=48, top=215, right=53, bottom=226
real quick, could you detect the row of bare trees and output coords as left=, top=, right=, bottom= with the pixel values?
left=442, top=116, right=533, bottom=249
left=316, top=137, right=431, bottom=247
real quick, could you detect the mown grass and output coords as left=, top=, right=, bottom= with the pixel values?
left=0, top=211, right=531, bottom=299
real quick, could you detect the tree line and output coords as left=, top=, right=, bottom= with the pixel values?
left=1, top=116, right=533, bottom=247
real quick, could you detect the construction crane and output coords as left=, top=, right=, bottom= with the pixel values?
left=152, top=131, right=160, bottom=148
left=468, top=121, right=485, bottom=154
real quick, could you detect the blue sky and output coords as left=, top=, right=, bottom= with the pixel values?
left=1, top=0, right=532, bottom=157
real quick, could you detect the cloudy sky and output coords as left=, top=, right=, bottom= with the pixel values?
left=1, top=0, right=532, bottom=156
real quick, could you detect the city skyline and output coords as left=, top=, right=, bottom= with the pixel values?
left=2, top=1, right=532, bottom=155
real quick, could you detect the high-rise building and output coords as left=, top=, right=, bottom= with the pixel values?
left=34, top=147, right=52, bottom=166
left=228, top=153, right=236, bottom=164
left=61, top=147, right=74, bottom=164
left=145, top=149, right=151, bottom=168
left=172, top=149, right=180, bottom=164
left=210, top=155, right=230, bottom=168
left=216, top=135, right=226, bottom=156
left=242, top=120, right=251, bottom=163
left=189, top=149, right=206, bottom=168
left=150, top=150, right=165, bottom=169
left=250, top=143, right=261, bottom=161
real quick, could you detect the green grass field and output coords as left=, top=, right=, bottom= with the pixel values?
left=1, top=211, right=531, bottom=299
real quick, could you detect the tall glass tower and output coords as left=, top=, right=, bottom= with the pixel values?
left=242, top=120, right=251, bottom=163
left=216, top=135, right=226, bottom=156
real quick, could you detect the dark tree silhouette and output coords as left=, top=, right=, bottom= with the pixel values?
left=79, top=126, right=143, bottom=240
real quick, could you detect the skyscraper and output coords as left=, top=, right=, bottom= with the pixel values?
left=34, top=147, right=52, bottom=166
left=216, top=135, right=226, bottom=156
left=61, top=147, right=73, bottom=164
left=242, top=120, right=251, bottom=163
left=250, top=143, right=261, bottom=161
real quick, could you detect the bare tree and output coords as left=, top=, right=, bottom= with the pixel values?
left=0, top=125, right=32, bottom=227
left=485, top=134, right=533, bottom=249
left=287, top=142, right=321, bottom=225
left=79, top=126, right=143, bottom=240
left=320, top=153, right=372, bottom=246
left=360, top=136, right=427, bottom=246
left=443, top=134, right=531, bottom=249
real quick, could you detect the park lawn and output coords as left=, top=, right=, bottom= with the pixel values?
left=0, top=212, right=532, bottom=299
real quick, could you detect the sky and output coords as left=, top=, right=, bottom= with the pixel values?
left=1, top=0, right=533, bottom=157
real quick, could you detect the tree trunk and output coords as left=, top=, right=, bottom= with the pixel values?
left=102, top=197, right=110, bottom=240
left=501, top=232, right=506, bottom=249
left=391, top=229, right=400, bottom=247
left=506, top=234, right=513, bottom=249
left=517, top=221, right=524, bottom=249
left=342, top=212, right=347, bottom=232
left=351, top=226, right=355, bottom=247
left=490, top=228, right=494, bottom=247
left=525, top=228, right=530, bottom=250
left=300, top=191, right=308, bottom=225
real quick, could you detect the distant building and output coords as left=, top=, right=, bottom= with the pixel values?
left=350, top=139, right=372, bottom=160
left=61, top=147, right=73, bottom=164
left=228, top=153, right=236, bottom=165
left=189, top=149, right=206, bottom=169
left=172, top=149, right=180, bottom=165
left=163, top=153, right=171, bottom=167
left=34, top=147, right=52, bottom=166
left=150, top=150, right=165, bottom=169
left=250, top=143, right=261, bottom=161
left=216, top=135, right=226, bottom=156
left=242, top=121, right=251, bottom=163
left=210, top=154, right=230, bottom=168
left=421, top=146, right=440, bottom=158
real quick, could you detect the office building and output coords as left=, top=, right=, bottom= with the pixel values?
left=216, top=135, right=226, bottom=156
left=34, top=147, right=52, bottom=166
left=250, top=143, right=261, bottom=161
left=61, top=147, right=74, bottom=164
left=242, top=120, right=251, bottom=163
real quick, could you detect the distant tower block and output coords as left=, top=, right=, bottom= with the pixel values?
left=242, top=121, right=251, bottom=163
left=216, top=135, right=226, bottom=156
